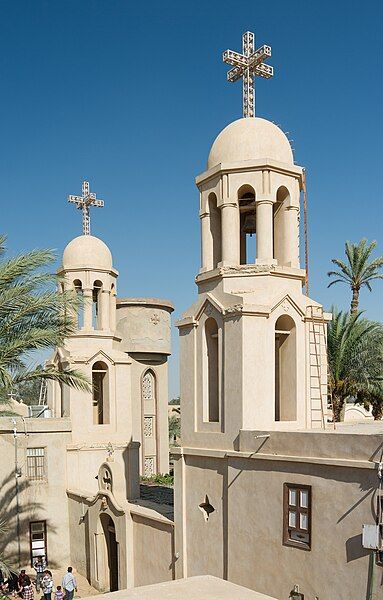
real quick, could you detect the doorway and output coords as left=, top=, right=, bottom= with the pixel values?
left=100, top=514, right=119, bottom=591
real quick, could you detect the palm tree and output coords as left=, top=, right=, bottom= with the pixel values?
left=168, top=414, right=180, bottom=446
left=327, top=239, right=383, bottom=313
left=327, top=308, right=383, bottom=421
left=0, top=234, right=90, bottom=409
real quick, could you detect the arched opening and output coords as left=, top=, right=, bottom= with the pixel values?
left=273, top=186, right=290, bottom=265
left=92, top=361, right=109, bottom=424
left=238, top=185, right=256, bottom=264
left=100, top=514, right=119, bottom=592
left=92, top=280, right=103, bottom=329
left=208, top=193, right=222, bottom=268
left=73, top=279, right=84, bottom=329
left=204, top=317, right=219, bottom=422
left=275, top=314, right=297, bottom=421
left=141, top=370, right=158, bottom=476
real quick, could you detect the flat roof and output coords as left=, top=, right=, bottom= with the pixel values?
left=116, top=297, right=174, bottom=311
left=85, top=576, right=276, bottom=600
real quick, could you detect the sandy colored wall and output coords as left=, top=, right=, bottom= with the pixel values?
left=132, top=514, right=174, bottom=587
left=67, top=495, right=91, bottom=580
left=0, top=418, right=71, bottom=570
left=175, top=450, right=382, bottom=600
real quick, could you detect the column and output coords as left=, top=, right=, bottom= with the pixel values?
left=83, top=288, right=93, bottom=330
left=221, top=202, right=239, bottom=266
left=200, top=212, right=213, bottom=271
left=100, top=289, right=110, bottom=330
left=256, top=199, right=274, bottom=263
left=110, top=287, right=117, bottom=331
left=284, top=206, right=300, bottom=267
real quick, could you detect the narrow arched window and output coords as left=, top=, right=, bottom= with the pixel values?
left=204, top=317, right=219, bottom=422
left=92, top=280, right=103, bottom=329
left=273, top=187, right=290, bottom=265
left=92, top=361, right=109, bottom=424
left=238, top=186, right=256, bottom=264
left=141, top=370, right=158, bottom=477
left=208, top=193, right=222, bottom=268
left=73, top=279, right=84, bottom=329
left=275, top=315, right=297, bottom=421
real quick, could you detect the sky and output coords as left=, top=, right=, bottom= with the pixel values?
left=1, top=0, right=382, bottom=398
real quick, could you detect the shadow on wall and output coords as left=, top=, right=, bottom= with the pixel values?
left=0, top=471, right=57, bottom=570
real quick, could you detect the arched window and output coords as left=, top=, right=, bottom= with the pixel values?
left=273, top=187, right=290, bottom=265
left=208, top=193, right=222, bottom=268
left=92, top=361, right=109, bottom=424
left=238, top=185, right=256, bottom=264
left=275, top=315, right=297, bottom=421
left=141, top=370, right=158, bottom=477
left=73, top=279, right=84, bottom=329
left=204, top=317, right=219, bottom=422
left=92, top=280, right=103, bottom=329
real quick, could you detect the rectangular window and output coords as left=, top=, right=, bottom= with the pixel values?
left=29, top=521, right=47, bottom=566
left=283, top=483, right=311, bottom=550
left=26, top=448, right=45, bottom=481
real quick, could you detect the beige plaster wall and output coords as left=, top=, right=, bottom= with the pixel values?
left=129, top=355, right=170, bottom=475
left=132, top=514, right=175, bottom=586
left=174, top=439, right=382, bottom=600
left=116, top=301, right=173, bottom=356
left=67, top=495, right=90, bottom=579
left=0, top=418, right=71, bottom=569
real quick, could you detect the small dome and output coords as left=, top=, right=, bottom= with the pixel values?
left=207, top=117, right=293, bottom=169
left=62, top=235, right=113, bottom=271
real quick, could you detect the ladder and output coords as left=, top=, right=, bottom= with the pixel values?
left=38, top=379, right=47, bottom=406
left=307, top=305, right=330, bottom=429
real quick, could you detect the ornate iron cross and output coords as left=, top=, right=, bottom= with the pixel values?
left=68, top=180, right=104, bottom=235
left=223, top=31, right=274, bottom=118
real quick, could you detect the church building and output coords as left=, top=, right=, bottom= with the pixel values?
left=173, top=31, right=383, bottom=600
left=0, top=184, right=176, bottom=592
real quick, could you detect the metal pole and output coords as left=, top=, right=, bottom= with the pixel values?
left=12, top=419, right=21, bottom=569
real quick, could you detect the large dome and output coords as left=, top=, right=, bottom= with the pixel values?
left=62, top=235, right=113, bottom=271
left=207, top=117, right=294, bottom=169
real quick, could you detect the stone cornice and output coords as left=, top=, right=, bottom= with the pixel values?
left=196, top=264, right=306, bottom=284
left=196, top=158, right=304, bottom=187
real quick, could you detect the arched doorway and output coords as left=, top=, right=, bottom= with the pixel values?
left=100, top=514, right=119, bottom=591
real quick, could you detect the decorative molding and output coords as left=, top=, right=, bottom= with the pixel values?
left=281, top=300, right=291, bottom=313
left=221, top=264, right=276, bottom=275
left=143, top=417, right=153, bottom=437
left=144, top=456, right=155, bottom=477
left=142, top=372, right=154, bottom=400
left=224, top=304, right=243, bottom=315
left=150, top=313, right=160, bottom=325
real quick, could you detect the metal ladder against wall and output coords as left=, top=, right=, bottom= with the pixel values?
left=307, top=305, right=329, bottom=430
left=38, top=379, right=47, bottom=405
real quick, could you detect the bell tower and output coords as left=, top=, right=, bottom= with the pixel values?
left=177, top=35, right=330, bottom=450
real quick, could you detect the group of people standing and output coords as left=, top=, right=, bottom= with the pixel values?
left=0, top=558, right=77, bottom=600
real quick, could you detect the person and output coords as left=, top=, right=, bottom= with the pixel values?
left=54, top=586, right=64, bottom=600
left=21, top=576, right=33, bottom=600
left=17, top=571, right=27, bottom=598
left=33, top=557, right=47, bottom=593
left=61, top=568, right=77, bottom=600
left=41, top=571, right=53, bottom=600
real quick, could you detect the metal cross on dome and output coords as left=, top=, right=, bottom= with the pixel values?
left=68, top=180, right=104, bottom=235
left=223, top=31, right=274, bottom=118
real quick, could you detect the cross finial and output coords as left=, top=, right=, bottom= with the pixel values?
left=223, top=31, right=274, bottom=118
left=68, top=180, right=104, bottom=235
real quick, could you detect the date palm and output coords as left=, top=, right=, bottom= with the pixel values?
left=327, top=308, right=383, bottom=421
left=0, top=234, right=90, bottom=413
left=327, top=239, right=383, bottom=313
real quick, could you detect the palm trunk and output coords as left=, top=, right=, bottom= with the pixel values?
left=350, top=287, right=359, bottom=314
left=332, top=395, right=344, bottom=422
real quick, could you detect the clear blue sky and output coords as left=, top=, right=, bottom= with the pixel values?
left=1, top=0, right=382, bottom=398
